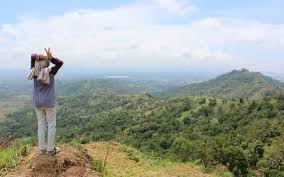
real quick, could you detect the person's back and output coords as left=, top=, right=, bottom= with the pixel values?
left=33, top=75, right=55, bottom=107
left=28, top=48, right=63, bottom=155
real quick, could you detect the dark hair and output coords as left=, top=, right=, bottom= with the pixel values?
left=31, top=53, right=38, bottom=60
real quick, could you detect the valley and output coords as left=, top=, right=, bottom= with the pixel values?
left=0, top=69, right=284, bottom=177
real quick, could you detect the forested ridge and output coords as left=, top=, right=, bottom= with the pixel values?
left=162, top=69, right=284, bottom=99
left=1, top=69, right=284, bottom=176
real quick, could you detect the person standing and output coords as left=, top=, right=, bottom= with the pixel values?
left=27, top=48, right=63, bottom=155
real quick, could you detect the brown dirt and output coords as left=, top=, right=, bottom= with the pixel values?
left=5, top=146, right=99, bottom=177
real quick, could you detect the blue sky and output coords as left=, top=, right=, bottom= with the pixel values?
left=0, top=0, right=283, bottom=73
left=0, top=0, right=131, bottom=24
left=1, top=0, right=283, bottom=24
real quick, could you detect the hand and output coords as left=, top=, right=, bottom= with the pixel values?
left=45, top=47, right=53, bottom=60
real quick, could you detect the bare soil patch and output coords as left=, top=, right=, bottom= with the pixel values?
left=5, top=146, right=99, bottom=177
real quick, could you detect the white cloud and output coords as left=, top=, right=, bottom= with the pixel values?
left=180, top=48, right=233, bottom=62
left=0, top=24, right=16, bottom=43
left=0, top=3, right=283, bottom=72
left=151, top=0, right=196, bottom=14
left=192, top=17, right=284, bottom=49
left=1, top=24, right=16, bottom=35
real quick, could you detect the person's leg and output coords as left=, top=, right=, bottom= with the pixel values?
left=46, top=106, right=56, bottom=152
left=35, top=107, right=46, bottom=151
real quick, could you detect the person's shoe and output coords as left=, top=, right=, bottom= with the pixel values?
left=39, top=149, right=46, bottom=155
left=48, top=147, right=60, bottom=155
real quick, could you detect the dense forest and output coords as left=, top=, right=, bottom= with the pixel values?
left=0, top=69, right=284, bottom=176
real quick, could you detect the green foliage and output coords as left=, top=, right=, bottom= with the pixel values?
left=226, top=146, right=249, bottom=176
left=119, top=145, right=141, bottom=162
left=257, top=137, right=284, bottom=177
left=0, top=144, right=31, bottom=176
left=0, top=91, right=159, bottom=143
left=123, top=96, right=284, bottom=176
left=91, top=160, right=103, bottom=172
left=0, top=75, right=284, bottom=176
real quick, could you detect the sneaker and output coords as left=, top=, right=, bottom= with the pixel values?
left=39, top=149, right=46, bottom=155
left=48, top=147, right=60, bottom=155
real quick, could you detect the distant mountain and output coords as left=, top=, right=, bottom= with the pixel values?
left=162, top=69, right=284, bottom=99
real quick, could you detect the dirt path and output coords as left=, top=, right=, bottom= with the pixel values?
left=84, top=142, right=211, bottom=177
left=5, top=146, right=99, bottom=177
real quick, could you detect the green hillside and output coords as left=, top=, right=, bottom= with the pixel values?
left=162, top=69, right=284, bottom=99
left=0, top=78, right=174, bottom=121
left=1, top=70, right=284, bottom=176
left=1, top=90, right=284, bottom=176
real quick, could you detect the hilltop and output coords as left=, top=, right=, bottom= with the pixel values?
left=162, top=69, right=284, bottom=99
left=5, top=145, right=99, bottom=177
left=3, top=142, right=212, bottom=177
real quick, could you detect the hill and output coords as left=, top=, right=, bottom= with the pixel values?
left=161, top=69, right=284, bottom=99
left=2, top=141, right=213, bottom=177
left=1, top=89, right=284, bottom=176
left=0, top=78, right=175, bottom=122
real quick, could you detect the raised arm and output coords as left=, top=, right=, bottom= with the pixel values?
left=50, top=57, right=63, bottom=76
left=44, top=48, right=64, bottom=76
left=31, top=54, right=37, bottom=69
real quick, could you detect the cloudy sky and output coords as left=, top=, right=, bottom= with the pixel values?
left=0, top=0, right=283, bottom=73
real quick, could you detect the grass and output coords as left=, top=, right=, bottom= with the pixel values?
left=85, top=141, right=221, bottom=177
left=0, top=141, right=233, bottom=177
left=90, top=159, right=104, bottom=172
left=69, top=140, right=84, bottom=150
left=90, top=159, right=109, bottom=176
left=0, top=144, right=31, bottom=177
left=119, top=144, right=142, bottom=163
